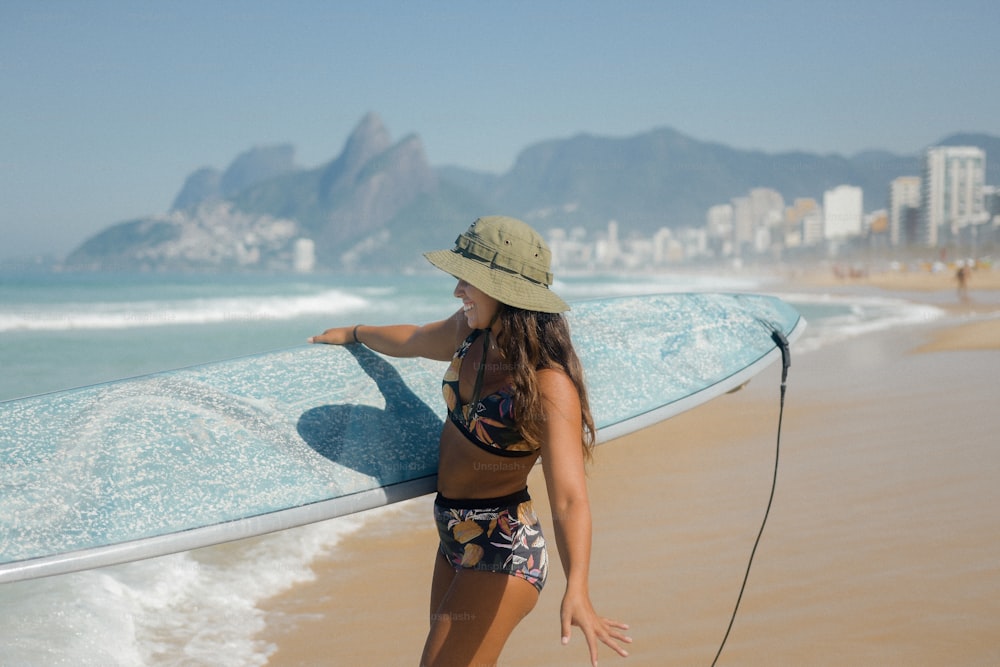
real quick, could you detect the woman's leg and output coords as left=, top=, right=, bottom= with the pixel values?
left=421, top=565, right=539, bottom=667
left=428, top=551, right=457, bottom=623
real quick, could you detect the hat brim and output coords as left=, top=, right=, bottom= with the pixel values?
left=424, top=248, right=569, bottom=313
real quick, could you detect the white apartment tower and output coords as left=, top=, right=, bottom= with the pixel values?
left=889, top=176, right=921, bottom=246
left=920, top=146, right=987, bottom=247
left=706, top=203, right=734, bottom=256
left=823, top=185, right=863, bottom=240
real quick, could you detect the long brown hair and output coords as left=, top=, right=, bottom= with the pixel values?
left=493, top=306, right=596, bottom=460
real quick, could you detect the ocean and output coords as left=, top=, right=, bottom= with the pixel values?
left=0, top=269, right=947, bottom=665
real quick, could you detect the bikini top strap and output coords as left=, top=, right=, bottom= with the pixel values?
left=469, top=307, right=501, bottom=407
left=470, top=327, right=490, bottom=407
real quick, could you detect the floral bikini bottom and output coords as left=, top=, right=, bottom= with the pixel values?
left=433, top=488, right=548, bottom=593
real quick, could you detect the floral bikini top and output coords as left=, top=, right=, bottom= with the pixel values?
left=442, top=329, right=537, bottom=457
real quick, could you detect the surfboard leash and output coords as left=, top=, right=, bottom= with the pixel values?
left=710, top=324, right=791, bottom=667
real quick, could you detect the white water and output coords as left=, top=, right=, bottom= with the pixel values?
left=778, top=292, right=945, bottom=353
left=0, top=289, right=370, bottom=333
left=0, top=516, right=366, bottom=666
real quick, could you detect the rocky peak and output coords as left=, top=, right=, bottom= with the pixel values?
left=171, top=144, right=296, bottom=211
left=319, top=112, right=393, bottom=201
left=219, top=144, right=296, bottom=197
left=171, top=167, right=223, bottom=211
left=315, top=132, right=437, bottom=256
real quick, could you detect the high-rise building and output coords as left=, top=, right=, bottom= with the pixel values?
left=866, top=210, right=890, bottom=247
left=985, top=185, right=1000, bottom=222
left=731, top=196, right=753, bottom=255
left=889, top=176, right=921, bottom=246
left=706, top=203, right=734, bottom=256
left=748, top=188, right=784, bottom=254
left=801, top=206, right=824, bottom=248
left=920, top=146, right=987, bottom=247
left=823, top=185, right=863, bottom=240
left=783, top=198, right=820, bottom=248
left=726, top=188, right=784, bottom=255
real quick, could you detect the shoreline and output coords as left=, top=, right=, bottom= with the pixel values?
left=780, top=260, right=1000, bottom=292
left=257, top=274, right=1000, bottom=666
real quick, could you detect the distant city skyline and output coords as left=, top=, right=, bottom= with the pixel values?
left=3, top=0, right=999, bottom=260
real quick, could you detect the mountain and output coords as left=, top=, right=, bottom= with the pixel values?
left=66, top=114, right=472, bottom=271
left=172, top=144, right=297, bottom=211
left=468, top=128, right=923, bottom=232
left=64, top=114, right=998, bottom=272
left=170, top=167, right=222, bottom=211
left=229, top=113, right=447, bottom=266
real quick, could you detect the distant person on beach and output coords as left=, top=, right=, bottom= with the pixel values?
left=956, top=263, right=970, bottom=302
left=309, top=216, right=631, bottom=666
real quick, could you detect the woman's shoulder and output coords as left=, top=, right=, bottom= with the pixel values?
left=410, top=311, right=473, bottom=361
left=535, top=366, right=576, bottom=398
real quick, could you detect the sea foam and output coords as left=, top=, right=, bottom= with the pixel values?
left=780, top=292, right=945, bottom=354
left=0, top=289, right=369, bottom=333
left=0, top=515, right=365, bottom=666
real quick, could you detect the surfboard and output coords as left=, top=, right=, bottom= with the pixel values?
left=0, top=292, right=803, bottom=584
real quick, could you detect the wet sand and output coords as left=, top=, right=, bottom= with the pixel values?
left=259, top=276, right=1000, bottom=666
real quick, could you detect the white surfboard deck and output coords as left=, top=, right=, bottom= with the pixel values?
left=0, top=292, right=803, bottom=583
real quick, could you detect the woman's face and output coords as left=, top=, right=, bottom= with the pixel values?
left=454, top=279, right=501, bottom=330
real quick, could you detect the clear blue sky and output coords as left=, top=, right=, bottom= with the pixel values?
left=3, top=0, right=999, bottom=260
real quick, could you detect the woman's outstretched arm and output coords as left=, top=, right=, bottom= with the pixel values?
left=538, top=368, right=631, bottom=666
left=308, top=310, right=468, bottom=362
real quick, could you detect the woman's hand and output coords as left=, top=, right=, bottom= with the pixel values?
left=561, top=590, right=631, bottom=665
left=307, top=326, right=355, bottom=345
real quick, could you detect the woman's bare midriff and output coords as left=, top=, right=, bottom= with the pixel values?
left=436, top=419, right=540, bottom=499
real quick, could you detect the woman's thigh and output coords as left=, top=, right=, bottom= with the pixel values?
left=422, top=566, right=539, bottom=667
left=428, top=551, right=456, bottom=621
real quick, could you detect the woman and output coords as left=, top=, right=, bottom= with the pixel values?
left=309, top=216, right=631, bottom=666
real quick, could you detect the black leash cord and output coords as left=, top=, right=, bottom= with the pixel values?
left=711, top=328, right=790, bottom=667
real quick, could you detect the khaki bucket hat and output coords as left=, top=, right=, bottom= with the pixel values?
left=424, top=216, right=569, bottom=313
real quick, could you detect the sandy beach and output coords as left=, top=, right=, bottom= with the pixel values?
left=258, top=271, right=1000, bottom=666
